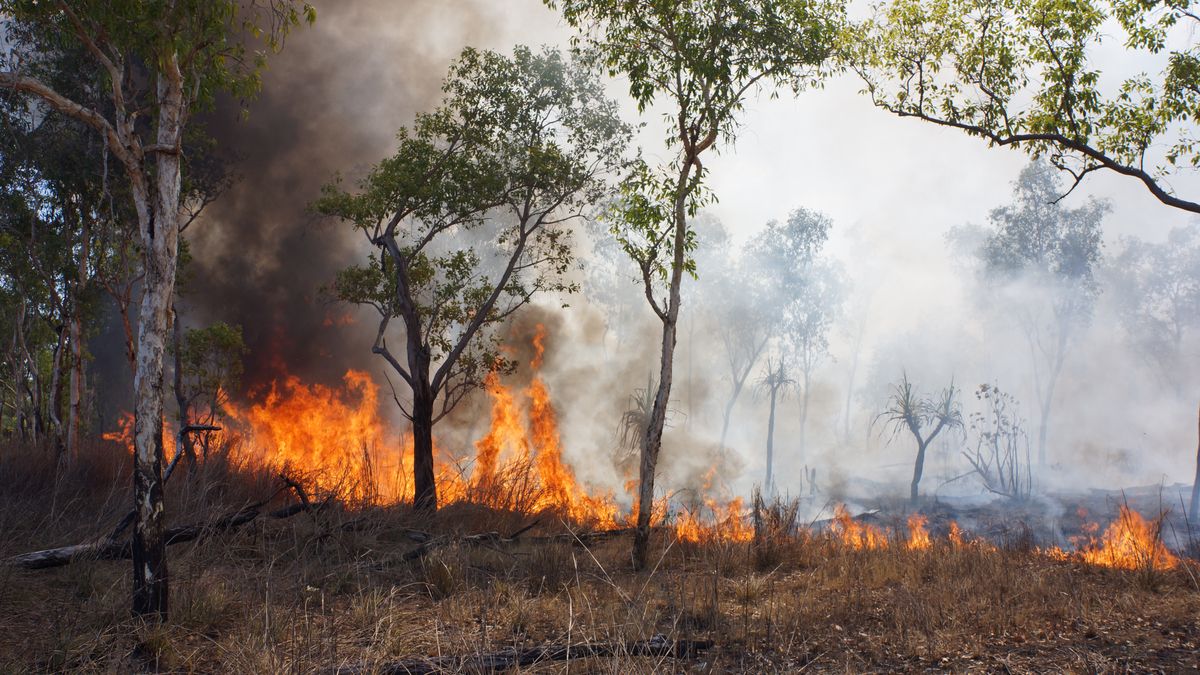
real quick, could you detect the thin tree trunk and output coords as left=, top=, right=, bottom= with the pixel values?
left=632, top=157, right=692, bottom=571
left=842, top=326, right=863, bottom=444
left=910, top=440, right=927, bottom=502
left=66, top=217, right=91, bottom=463
left=47, top=321, right=66, bottom=455
left=1037, top=346, right=1066, bottom=466
left=718, top=380, right=745, bottom=452
left=686, top=314, right=694, bottom=429
left=765, top=385, right=778, bottom=496
left=67, top=312, right=83, bottom=462
left=1190, top=402, right=1200, bottom=523
left=171, top=304, right=196, bottom=470
left=798, top=369, right=811, bottom=464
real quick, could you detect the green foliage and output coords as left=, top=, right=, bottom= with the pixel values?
left=2, top=0, right=315, bottom=108
left=178, top=322, right=247, bottom=420
left=851, top=0, right=1200, bottom=209
left=562, top=0, right=847, bottom=300
left=560, top=0, right=843, bottom=291
left=553, top=0, right=845, bottom=133
left=315, top=45, right=628, bottom=418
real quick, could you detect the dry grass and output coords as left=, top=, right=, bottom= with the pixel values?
left=2, top=440, right=1200, bottom=673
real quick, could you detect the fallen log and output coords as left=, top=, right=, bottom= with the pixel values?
left=7, top=480, right=313, bottom=570
left=327, top=634, right=714, bottom=674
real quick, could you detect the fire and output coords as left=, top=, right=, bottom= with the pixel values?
left=674, top=467, right=753, bottom=543
left=225, top=370, right=410, bottom=502
left=948, top=521, right=966, bottom=547
left=469, top=324, right=620, bottom=527
left=906, top=513, right=932, bottom=551
left=675, top=497, right=753, bottom=543
left=473, top=370, right=528, bottom=487
left=1067, top=504, right=1177, bottom=571
left=831, top=504, right=890, bottom=550
left=101, top=322, right=1186, bottom=571
left=102, top=411, right=177, bottom=459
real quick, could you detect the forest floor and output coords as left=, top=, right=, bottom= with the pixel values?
left=3, top=442, right=1200, bottom=673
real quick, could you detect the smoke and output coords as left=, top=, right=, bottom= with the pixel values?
left=170, top=1, right=1197, bottom=508
left=186, top=0, right=510, bottom=389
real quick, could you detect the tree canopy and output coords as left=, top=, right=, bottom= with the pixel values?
left=851, top=0, right=1200, bottom=212
left=315, top=45, right=629, bottom=509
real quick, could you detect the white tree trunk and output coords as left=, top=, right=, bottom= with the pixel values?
left=131, top=58, right=184, bottom=618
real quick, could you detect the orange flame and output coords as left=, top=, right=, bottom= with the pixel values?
left=831, top=504, right=890, bottom=550
left=468, top=324, right=620, bottom=527
left=102, top=411, right=177, bottom=460
left=225, top=370, right=408, bottom=502
left=1069, top=505, right=1177, bottom=571
left=906, top=513, right=932, bottom=551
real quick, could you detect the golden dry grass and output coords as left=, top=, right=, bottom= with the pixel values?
left=2, top=441, right=1200, bottom=673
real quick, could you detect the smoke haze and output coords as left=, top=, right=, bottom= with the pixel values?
left=178, top=0, right=1200, bottom=508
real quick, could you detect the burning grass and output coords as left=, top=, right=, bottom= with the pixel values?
left=6, top=324, right=1200, bottom=670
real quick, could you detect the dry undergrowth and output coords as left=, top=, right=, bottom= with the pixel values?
left=2, top=441, right=1199, bottom=673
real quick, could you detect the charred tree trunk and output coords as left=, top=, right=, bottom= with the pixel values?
left=910, top=439, right=928, bottom=502
left=410, top=384, right=437, bottom=512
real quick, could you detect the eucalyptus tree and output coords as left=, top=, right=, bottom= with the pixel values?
left=315, top=46, right=629, bottom=512
left=0, top=0, right=313, bottom=619
left=879, top=373, right=962, bottom=502
left=851, top=0, right=1200, bottom=213
left=0, top=44, right=115, bottom=459
left=976, top=162, right=1106, bottom=465
left=551, top=0, right=844, bottom=569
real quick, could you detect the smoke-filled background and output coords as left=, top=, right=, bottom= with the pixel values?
left=158, top=0, right=1200, bottom=506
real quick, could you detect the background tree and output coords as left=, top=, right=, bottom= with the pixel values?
left=710, top=255, right=773, bottom=454
left=748, top=207, right=844, bottom=462
left=0, top=44, right=116, bottom=460
left=756, top=356, right=794, bottom=497
left=852, top=0, right=1200, bottom=213
left=555, top=0, right=845, bottom=569
left=1108, top=224, right=1200, bottom=391
left=315, top=46, right=629, bottom=512
left=879, top=372, right=962, bottom=502
left=972, top=162, right=1106, bottom=465
left=0, top=0, right=313, bottom=619
left=174, top=320, right=246, bottom=463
